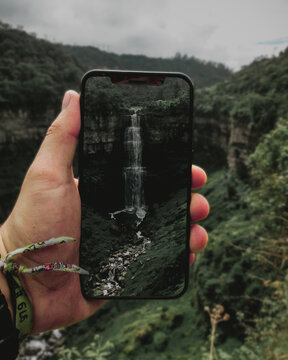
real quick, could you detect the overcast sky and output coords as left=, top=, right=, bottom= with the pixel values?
left=0, top=0, right=287, bottom=70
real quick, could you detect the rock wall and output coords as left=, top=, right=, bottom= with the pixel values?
left=0, top=109, right=55, bottom=152
left=83, top=113, right=126, bottom=154
left=0, top=108, right=263, bottom=175
left=83, top=111, right=191, bottom=155
left=195, top=116, right=264, bottom=173
left=143, top=113, right=190, bottom=145
left=194, top=116, right=229, bottom=167
left=227, top=123, right=250, bottom=171
left=0, top=109, right=56, bottom=222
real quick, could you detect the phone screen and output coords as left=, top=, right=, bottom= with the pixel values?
left=79, top=71, right=193, bottom=298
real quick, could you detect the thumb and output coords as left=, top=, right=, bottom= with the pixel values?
left=36, top=90, right=80, bottom=171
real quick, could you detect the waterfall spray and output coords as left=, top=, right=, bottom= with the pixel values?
left=110, top=109, right=146, bottom=224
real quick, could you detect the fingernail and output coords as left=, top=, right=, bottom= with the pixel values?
left=62, top=91, right=71, bottom=110
left=189, top=253, right=196, bottom=266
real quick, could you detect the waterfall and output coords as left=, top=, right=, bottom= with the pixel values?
left=110, top=109, right=146, bottom=224
left=123, top=110, right=146, bottom=221
left=101, top=110, right=151, bottom=296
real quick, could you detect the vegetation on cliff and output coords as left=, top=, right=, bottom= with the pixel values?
left=195, top=48, right=288, bottom=129
left=0, top=22, right=83, bottom=116
left=0, top=21, right=231, bottom=116
left=66, top=46, right=232, bottom=87
left=59, top=117, right=288, bottom=359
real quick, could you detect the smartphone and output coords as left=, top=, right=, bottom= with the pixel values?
left=79, top=70, right=193, bottom=299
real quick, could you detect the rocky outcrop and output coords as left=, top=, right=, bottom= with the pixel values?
left=194, top=116, right=230, bottom=163
left=19, top=329, right=63, bottom=360
left=227, top=123, right=250, bottom=170
left=143, top=113, right=190, bottom=145
left=195, top=116, right=266, bottom=173
left=83, top=113, right=126, bottom=154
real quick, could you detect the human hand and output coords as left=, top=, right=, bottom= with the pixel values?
left=0, top=90, right=209, bottom=335
left=0, top=91, right=105, bottom=333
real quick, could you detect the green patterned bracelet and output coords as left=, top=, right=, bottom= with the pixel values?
left=0, top=236, right=89, bottom=341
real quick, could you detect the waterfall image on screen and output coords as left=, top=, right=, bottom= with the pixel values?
left=123, top=111, right=146, bottom=221
left=80, top=74, right=191, bottom=298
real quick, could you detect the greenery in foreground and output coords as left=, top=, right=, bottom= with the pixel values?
left=56, top=118, right=288, bottom=359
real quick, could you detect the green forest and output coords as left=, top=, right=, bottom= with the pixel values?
left=0, top=21, right=230, bottom=115
left=1, top=21, right=288, bottom=359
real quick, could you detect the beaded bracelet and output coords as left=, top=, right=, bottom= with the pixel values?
left=0, top=236, right=89, bottom=341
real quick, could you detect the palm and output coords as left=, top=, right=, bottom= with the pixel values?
left=1, top=161, right=103, bottom=333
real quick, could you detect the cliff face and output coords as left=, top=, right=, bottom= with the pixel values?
left=0, top=107, right=265, bottom=224
left=0, top=109, right=55, bottom=222
left=195, top=116, right=264, bottom=173
left=83, top=113, right=126, bottom=154
left=227, top=123, right=250, bottom=171
left=193, top=116, right=229, bottom=167
left=0, top=109, right=54, bottom=152
left=69, top=108, right=258, bottom=173
left=143, top=113, right=190, bottom=145
left=0, top=107, right=262, bottom=174
left=83, top=111, right=191, bottom=156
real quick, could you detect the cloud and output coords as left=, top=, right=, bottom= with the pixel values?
left=0, top=0, right=288, bottom=70
left=257, top=37, right=288, bottom=45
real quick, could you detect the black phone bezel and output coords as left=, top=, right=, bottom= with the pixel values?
left=79, top=69, right=194, bottom=300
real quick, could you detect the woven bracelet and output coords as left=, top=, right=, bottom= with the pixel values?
left=0, top=236, right=89, bottom=341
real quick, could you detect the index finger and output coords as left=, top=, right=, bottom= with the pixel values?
left=192, top=165, right=207, bottom=190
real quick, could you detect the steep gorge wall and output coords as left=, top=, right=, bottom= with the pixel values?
left=0, top=109, right=55, bottom=222
left=0, top=108, right=261, bottom=174
left=194, top=116, right=264, bottom=173
left=0, top=107, right=265, bottom=224
left=83, top=110, right=258, bottom=175
left=0, top=109, right=54, bottom=153
left=0, top=108, right=261, bottom=187
left=83, top=113, right=126, bottom=155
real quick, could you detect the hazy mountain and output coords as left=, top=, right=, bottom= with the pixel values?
left=65, top=45, right=232, bottom=87
left=0, top=21, right=232, bottom=114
